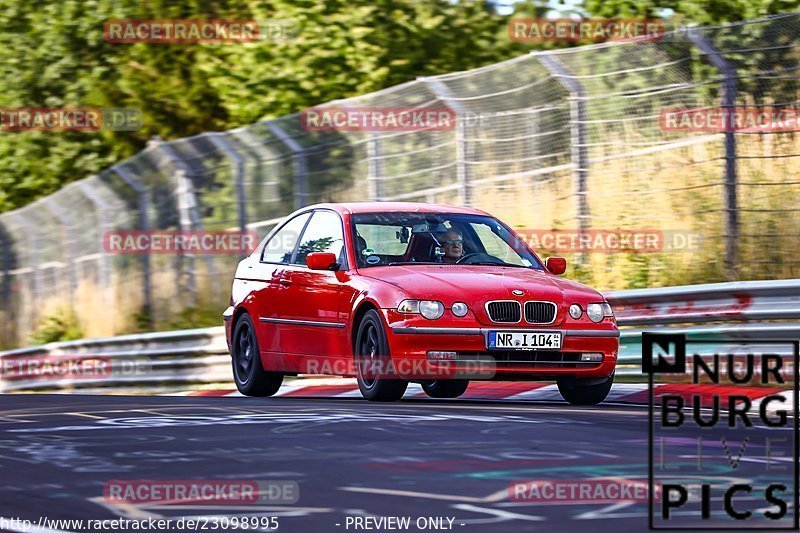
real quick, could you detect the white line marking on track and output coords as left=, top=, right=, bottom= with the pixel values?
left=504, top=384, right=560, bottom=401
left=339, top=486, right=509, bottom=503
left=604, top=383, right=648, bottom=402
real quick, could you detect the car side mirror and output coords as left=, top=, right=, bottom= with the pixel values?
left=545, top=256, right=567, bottom=275
left=307, top=252, right=339, bottom=271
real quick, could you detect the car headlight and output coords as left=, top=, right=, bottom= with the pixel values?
left=569, top=304, right=582, bottom=320
left=398, top=300, right=445, bottom=320
left=451, top=302, right=469, bottom=317
left=419, top=300, right=445, bottom=320
left=398, top=300, right=420, bottom=314
left=586, top=302, right=613, bottom=323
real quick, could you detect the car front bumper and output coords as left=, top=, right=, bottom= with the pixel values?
left=382, top=311, right=619, bottom=381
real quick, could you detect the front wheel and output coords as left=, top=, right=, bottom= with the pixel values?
left=232, top=314, right=283, bottom=397
left=421, top=379, right=470, bottom=399
left=557, top=373, right=614, bottom=405
left=355, top=310, right=408, bottom=402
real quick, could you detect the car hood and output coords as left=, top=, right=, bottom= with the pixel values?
left=360, top=265, right=603, bottom=325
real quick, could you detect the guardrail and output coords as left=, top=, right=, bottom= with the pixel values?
left=0, top=327, right=228, bottom=393
left=1, top=280, right=798, bottom=391
left=607, top=279, right=800, bottom=325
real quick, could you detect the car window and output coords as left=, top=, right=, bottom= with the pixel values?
left=358, top=224, right=410, bottom=256
left=351, top=212, right=543, bottom=269
left=293, top=210, right=346, bottom=266
left=261, top=212, right=311, bottom=263
left=471, top=222, right=527, bottom=266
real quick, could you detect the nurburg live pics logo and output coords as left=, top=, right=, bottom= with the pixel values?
left=643, top=332, right=799, bottom=529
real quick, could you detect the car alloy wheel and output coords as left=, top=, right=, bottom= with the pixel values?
left=231, top=314, right=283, bottom=397
left=234, top=320, right=255, bottom=384
left=354, top=309, right=408, bottom=401
left=357, top=321, right=380, bottom=389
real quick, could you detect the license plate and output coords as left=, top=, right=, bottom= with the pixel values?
left=488, top=331, right=562, bottom=350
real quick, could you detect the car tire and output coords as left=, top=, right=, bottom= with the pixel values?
left=355, top=309, right=408, bottom=402
left=232, top=313, right=283, bottom=397
left=421, top=379, right=470, bottom=399
left=557, top=373, right=614, bottom=405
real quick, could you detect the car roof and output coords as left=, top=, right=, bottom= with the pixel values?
left=306, top=202, right=488, bottom=216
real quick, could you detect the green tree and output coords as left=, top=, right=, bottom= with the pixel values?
left=0, top=0, right=533, bottom=212
left=584, top=0, right=800, bottom=24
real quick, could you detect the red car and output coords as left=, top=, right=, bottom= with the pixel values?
left=224, top=203, right=619, bottom=403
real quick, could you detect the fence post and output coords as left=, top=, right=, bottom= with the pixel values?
left=112, top=165, right=153, bottom=329
left=422, top=77, right=473, bottom=206
left=689, top=29, right=739, bottom=279
left=267, top=123, right=308, bottom=209
left=0, top=220, right=13, bottom=347
left=77, top=179, right=112, bottom=289
left=367, top=133, right=384, bottom=201
left=206, top=133, right=248, bottom=236
left=538, top=54, right=591, bottom=264
left=13, top=212, right=42, bottom=301
left=153, top=140, right=210, bottom=306
left=42, top=197, right=78, bottom=300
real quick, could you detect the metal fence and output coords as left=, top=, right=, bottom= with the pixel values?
left=2, top=280, right=798, bottom=392
left=2, top=14, right=800, bottom=348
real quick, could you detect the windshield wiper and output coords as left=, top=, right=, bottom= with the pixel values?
left=467, top=261, right=530, bottom=268
left=387, top=261, right=440, bottom=266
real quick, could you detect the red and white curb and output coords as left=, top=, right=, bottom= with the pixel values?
left=173, top=379, right=795, bottom=412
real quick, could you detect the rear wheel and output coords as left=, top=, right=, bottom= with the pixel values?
left=557, top=373, right=614, bottom=405
left=232, top=314, right=283, bottom=397
left=421, top=379, right=470, bottom=399
left=355, top=310, right=408, bottom=402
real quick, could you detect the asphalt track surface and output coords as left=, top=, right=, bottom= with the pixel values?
left=0, top=394, right=795, bottom=533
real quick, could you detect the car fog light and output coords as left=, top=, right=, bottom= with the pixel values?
left=451, top=302, right=469, bottom=317
left=569, top=304, right=582, bottom=320
left=581, top=353, right=603, bottom=362
left=428, top=351, right=457, bottom=360
left=419, top=300, right=445, bottom=320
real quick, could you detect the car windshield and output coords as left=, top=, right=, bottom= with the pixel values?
left=351, top=212, right=544, bottom=269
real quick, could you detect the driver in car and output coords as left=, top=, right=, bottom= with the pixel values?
left=439, top=229, right=463, bottom=264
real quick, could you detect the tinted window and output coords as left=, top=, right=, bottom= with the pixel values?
left=261, top=212, right=311, bottom=263
left=293, top=211, right=346, bottom=266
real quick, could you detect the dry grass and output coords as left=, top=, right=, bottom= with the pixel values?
left=4, top=133, right=799, bottom=349
left=476, top=133, right=800, bottom=290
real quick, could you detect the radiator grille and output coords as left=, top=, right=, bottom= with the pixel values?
left=525, top=301, right=557, bottom=324
left=486, top=301, right=521, bottom=323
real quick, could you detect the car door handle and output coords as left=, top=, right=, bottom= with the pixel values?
left=278, top=279, right=292, bottom=286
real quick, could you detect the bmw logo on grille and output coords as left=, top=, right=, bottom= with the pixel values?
left=512, top=289, right=524, bottom=296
